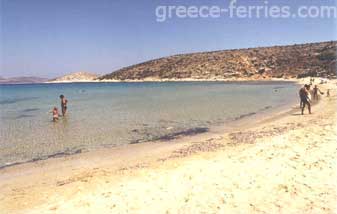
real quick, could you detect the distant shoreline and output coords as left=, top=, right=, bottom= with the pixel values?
left=47, top=77, right=298, bottom=84
left=0, top=78, right=301, bottom=85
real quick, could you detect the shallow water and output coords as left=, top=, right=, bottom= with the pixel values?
left=0, top=81, right=299, bottom=167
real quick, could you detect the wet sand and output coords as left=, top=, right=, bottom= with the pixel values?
left=0, top=78, right=336, bottom=214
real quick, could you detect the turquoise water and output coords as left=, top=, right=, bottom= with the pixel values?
left=0, top=82, right=299, bottom=167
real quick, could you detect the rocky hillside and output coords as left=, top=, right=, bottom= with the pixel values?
left=100, top=41, right=336, bottom=81
left=50, top=72, right=98, bottom=82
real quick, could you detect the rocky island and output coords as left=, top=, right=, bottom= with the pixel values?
left=0, top=76, right=49, bottom=84
left=49, top=72, right=99, bottom=83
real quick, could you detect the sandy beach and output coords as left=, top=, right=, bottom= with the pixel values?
left=0, top=79, right=336, bottom=214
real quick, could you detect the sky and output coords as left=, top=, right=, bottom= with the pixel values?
left=1, top=0, right=337, bottom=78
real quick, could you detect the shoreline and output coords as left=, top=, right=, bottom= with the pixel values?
left=0, top=78, right=336, bottom=213
left=2, top=77, right=329, bottom=87
left=47, top=77, right=298, bottom=84
left=0, top=77, right=301, bottom=85
left=0, top=100, right=296, bottom=170
left=0, top=81, right=300, bottom=170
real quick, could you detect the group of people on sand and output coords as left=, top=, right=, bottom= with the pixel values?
left=51, top=95, right=68, bottom=122
left=299, top=83, right=328, bottom=115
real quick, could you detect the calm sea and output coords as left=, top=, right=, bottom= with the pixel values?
left=0, top=81, right=299, bottom=167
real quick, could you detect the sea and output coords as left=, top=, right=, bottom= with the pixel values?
left=0, top=81, right=299, bottom=168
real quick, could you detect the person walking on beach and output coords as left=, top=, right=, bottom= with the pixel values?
left=313, top=85, right=323, bottom=100
left=299, top=85, right=309, bottom=108
left=299, top=85, right=311, bottom=115
left=60, top=95, right=68, bottom=116
left=299, top=88, right=304, bottom=108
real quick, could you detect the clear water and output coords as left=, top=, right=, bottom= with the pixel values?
left=0, top=82, right=299, bottom=167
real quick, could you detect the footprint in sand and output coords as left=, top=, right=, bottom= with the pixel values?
left=49, top=206, right=58, bottom=211
left=102, top=192, right=112, bottom=198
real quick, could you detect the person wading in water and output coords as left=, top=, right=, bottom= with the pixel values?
left=59, top=95, right=68, bottom=116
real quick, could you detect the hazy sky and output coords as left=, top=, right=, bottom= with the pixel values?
left=1, top=0, right=336, bottom=78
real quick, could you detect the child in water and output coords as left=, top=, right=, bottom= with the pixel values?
left=52, top=107, right=59, bottom=122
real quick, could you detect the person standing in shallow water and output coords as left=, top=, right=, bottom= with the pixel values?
left=60, top=95, right=68, bottom=116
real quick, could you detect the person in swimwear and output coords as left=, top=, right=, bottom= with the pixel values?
left=313, top=85, right=323, bottom=100
left=299, top=84, right=311, bottom=115
left=52, top=107, right=59, bottom=122
left=59, top=94, right=68, bottom=116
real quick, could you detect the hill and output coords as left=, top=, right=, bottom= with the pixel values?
left=100, top=41, right=336, bottom=81
left=0, top=76, right=49, bottom=84
left=49, top=72, right=98, bottom=83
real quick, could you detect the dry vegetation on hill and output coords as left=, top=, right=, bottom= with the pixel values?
left=100, top=41, right=336, bottom=81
